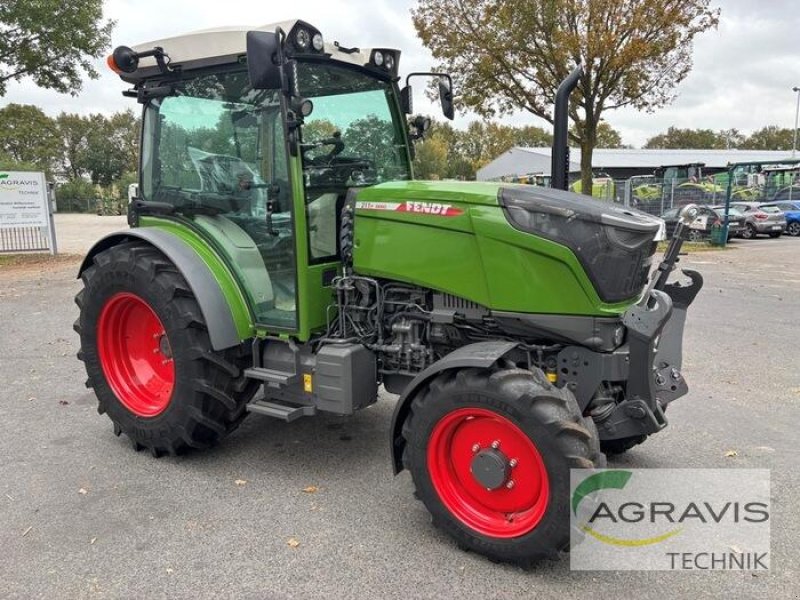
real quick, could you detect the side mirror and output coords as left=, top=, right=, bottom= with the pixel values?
left=400, top=86, right=413, bottom=114
left=246, top=31, right=284, bottom=90
left=438, top=76, right=454, bottom=120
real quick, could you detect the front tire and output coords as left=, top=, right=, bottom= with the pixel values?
left=75, top=242, right=259, bottom=456
left=787, top=222, right=800, bottom=237
left=401, top=367, right=605, bottom=566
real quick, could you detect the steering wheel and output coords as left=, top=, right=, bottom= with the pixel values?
left=302, top=131, right=346, bottom=166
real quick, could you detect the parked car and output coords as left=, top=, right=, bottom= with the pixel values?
left=661, top=205, right=744, bottom=241
left=759, top=201, right=800, bottom=237
left=725, top=202, right=787, bottom=239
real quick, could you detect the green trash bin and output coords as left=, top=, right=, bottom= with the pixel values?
left=709, top=221, right=727, bottom=247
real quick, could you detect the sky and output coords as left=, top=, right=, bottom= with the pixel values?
left=2, top=0, right=800, bottom=148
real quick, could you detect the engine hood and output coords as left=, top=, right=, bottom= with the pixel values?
left=360, top=180, right=505, bottom=206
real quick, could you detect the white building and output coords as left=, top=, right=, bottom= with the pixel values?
left=476, top=147, right=797, bottom=181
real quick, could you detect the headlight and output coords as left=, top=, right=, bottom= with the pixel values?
left=373, top=51, right=384, bottom=67
left=312, top=33, right=324, bottom=51
left=384, top=53, right=395, bottom=71
left=295, top=28, right=310, bottom=50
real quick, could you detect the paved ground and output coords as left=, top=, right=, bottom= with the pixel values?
left=1, top=221, right=798, bottom=599
left=52, top=214, right=128, bottom=254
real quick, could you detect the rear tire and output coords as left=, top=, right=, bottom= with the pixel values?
left=687, top=229, right=703, bottom=242
left=768, top=232, right=782, bottom=238
left=742, top=223, right=757, bottom=239
left=75, top=242, right=259, bottom=456
left=401, top=367, right=605, bottom=566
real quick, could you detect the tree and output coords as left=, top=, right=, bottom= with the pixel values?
left=412, top=0, right=719, bottom=194
left=572, top=121, right=625, bottom=148
left=341, top=115, right=400, bottom=179
left=449, top=121, right=552, bottom=175
left=81, top=111, right=139, bottom=185
left=0, top=151, right=38, bottom=173
left=413, top=135, right=449, bottom=179
left=643, top=126, right=742, bottom=149
left=56, top=112, right=90, bottom=179
left=644, top=126, right=719, bottom=149
left=56, top=177, right=95, bottom=212
left=744, top=126, right=795, bottom=151
left=0, top=0, right=114, bottom=96
left=0, top=103, right=59, bottom=173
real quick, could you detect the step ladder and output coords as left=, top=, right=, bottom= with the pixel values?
left=246, top=399, right=316, bottom=422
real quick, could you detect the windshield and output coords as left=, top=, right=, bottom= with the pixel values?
left=297, top=62, right=410, bottom=188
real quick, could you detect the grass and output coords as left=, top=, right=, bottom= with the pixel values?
left=657, top=240, right=733, bottom=253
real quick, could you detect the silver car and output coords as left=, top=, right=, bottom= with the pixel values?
left=729, top=202, right=787, bottom=239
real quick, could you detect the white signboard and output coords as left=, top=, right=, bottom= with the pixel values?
left=0, top=171, right=49, bottom=228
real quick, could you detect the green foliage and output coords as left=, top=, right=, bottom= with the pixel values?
left=413, top=119, right=554, bottom=180
left=0, top=151, right=38, bottom=173
left=572, top=122, right=626, bottom=148
left=412, top=0, right=719, bottom=192
left=0, top=103, right=60, bottom=174
left=342, top=115, right=404, bottom=180
left=644, top=126, right=744, bottom=149
left=56, top=177, right=95, bottom=212
left=81, top=110, right=139, bottom=185
left=743, top=125, right=795, bottom=150
left=414, top=135, right=449, bottom=180
left=302, top=119, right=338, bottom=143
left=0, top=0, right=114, bottom=96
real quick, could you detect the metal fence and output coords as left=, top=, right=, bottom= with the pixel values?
left=0, top=226, right=52, bottom=253
left=552, top=174, right=798, bottom=218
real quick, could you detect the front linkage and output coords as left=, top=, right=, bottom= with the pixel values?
left=589, top=205, right=703, bottom=449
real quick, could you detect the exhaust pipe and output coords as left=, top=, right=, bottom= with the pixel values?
left=551, top=64, right=583, bottom=190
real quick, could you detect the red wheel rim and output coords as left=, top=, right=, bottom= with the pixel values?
left=97, top=292, right=175, bottom=417
left=427, top=408, right=549, bottom=538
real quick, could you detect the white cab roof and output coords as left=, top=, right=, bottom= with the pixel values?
left=123, top=20, right=396, bottom=81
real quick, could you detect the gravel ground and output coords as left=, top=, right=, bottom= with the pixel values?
left=52, top=213, right=128, bottom=255
left=0, top=227, right=798, bottom=599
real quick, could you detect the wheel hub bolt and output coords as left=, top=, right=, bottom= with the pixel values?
left=506, top=480, right=515, bottom=489
left=471, top=443, right=480, bottom=453
left=491, top=440, right=500, bottom=449
left=509, top=458, right=518, bottom=468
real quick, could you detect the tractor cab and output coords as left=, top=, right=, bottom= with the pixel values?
left=655, top=162, right=706, bottom=183
left=110, top=20, right=451, bottom=337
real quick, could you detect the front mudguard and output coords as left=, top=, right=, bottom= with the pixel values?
left=594, top=269, right=703, bottom=442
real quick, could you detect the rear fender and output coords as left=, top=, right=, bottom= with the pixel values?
left=78, top=228, right=254, bottom=350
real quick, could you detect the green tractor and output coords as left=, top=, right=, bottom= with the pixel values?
left=75, top=21, right=702, bottom=566
left=655, top=163, right=731, bottom=207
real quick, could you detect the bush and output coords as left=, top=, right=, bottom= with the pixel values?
left=56, top=179, right=95, bottom=212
